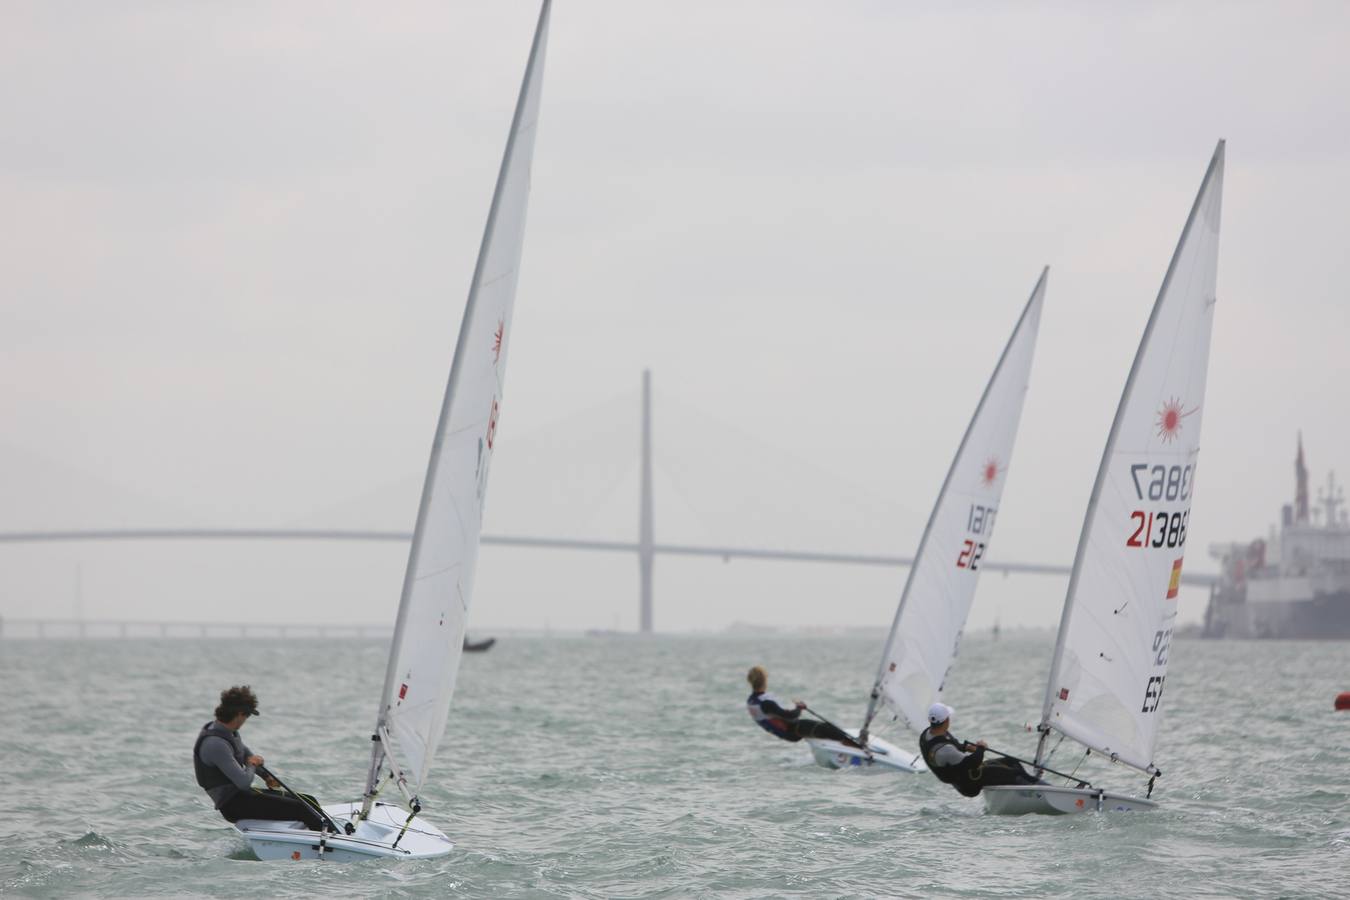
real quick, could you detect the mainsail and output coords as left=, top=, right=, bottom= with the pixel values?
left=367, top=1, right=551, bottom=798
left=861, top=270, right=1047, bottom=737
left=1037, top=142, right=1224, bottom=775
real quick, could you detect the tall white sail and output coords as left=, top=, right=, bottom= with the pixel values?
left=862, top=270, right=1047, bottom=736
left=370, top=1, right=551, bottom=796
left=1038, top=142, right=1224, bottom=775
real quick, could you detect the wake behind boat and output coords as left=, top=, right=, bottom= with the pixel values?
left=806, top=271, right=1047, bottom=774
left=220, top=1, right=553, bottom=860
left=984, top=141, right=1225, bottom=816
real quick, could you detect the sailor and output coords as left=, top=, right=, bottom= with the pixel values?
left=918, top=702, right=1041, bottom=797
left=193, top=685, right=327, bottom=831
left=745, top=666, right=860, bottom=746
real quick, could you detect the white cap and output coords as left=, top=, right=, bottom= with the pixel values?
left=927, top=702, right=953, bottom=725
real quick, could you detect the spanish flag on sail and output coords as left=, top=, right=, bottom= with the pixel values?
left=1167, top=557, right=1183, bottom=599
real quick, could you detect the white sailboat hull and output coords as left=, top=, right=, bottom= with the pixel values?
left=237, top=801, right=453, bottom=861
left=981, top=784, right=1157, bottom=815
left=805, top=731, right=927, bottom=774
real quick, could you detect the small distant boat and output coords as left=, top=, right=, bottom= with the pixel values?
left=463, top=636, right=497, bottom=653
left=806, top=270, right=1047, bottom=775
left=984, top=142, right=1225, bottom=816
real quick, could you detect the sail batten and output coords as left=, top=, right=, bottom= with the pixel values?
left=1037, top=142, right=1225, bottom=775
left=367, top=1, right=552, bottom=798
left=861, top=269, right=1046, bottom=737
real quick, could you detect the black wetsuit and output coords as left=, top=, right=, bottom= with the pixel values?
left=918, top=726, right=1041, bottom=797
left=746, top=692, right=856, bottom=745
left=193, top=721, right=325, bottom=831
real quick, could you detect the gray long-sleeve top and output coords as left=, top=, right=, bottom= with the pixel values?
left=198, top=722, right=259, bottom=808
left=920, top=725, right=983, bottom=769
left=931, top=739, right=976, bottom=768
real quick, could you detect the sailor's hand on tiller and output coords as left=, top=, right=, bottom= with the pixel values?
left=247, top=755, right=264, bottom=767
left=794, top=701, right=807, bottom=710
left=265, top=777, right=281, bottom=789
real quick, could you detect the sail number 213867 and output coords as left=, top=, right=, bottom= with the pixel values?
left=1126, top=464, right=1192, bottom=549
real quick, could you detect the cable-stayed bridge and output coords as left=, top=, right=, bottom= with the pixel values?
left=0, top=525, right=1217, bottom=637
left=0, top=371, right=1219, bottom=636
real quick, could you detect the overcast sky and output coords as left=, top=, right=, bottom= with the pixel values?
left=3, top=1, right=1349, bottom=633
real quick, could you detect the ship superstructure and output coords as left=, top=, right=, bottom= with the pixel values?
left=1205, top=435, right=1350, bottom=638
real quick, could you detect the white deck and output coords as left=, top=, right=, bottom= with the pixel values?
left=805, top=730, right=927, bottom=774
left=982, top=784, right=1158, bottom=815
left=236, top=800, right=453, bottom=861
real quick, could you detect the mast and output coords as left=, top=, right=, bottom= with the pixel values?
left=364, top=0, right=552, bottom=804
left=1295, top=432, right=1309, bottom=524
left=639, top=369, right=654, bottom=633
left=1035, top=141, right=1225, bottom=772
left=860, top=267, right=1047, bottom=738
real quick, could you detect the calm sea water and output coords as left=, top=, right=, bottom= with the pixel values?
left=1, top=633, right=1346, bottom=898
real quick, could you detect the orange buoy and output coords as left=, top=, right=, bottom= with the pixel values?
left=1336, top=692, right=1350, bottom=711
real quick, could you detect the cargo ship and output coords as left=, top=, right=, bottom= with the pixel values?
left=1204, top=436, right=1350, bottom=638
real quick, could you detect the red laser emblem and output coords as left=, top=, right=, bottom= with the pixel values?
left=1156, top=397, right=1197, bottom=443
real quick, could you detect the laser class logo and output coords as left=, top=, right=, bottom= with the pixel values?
left=981, top=457, right=1001, bottom=487
left=1155, top=397, right=1199, bottom=444
left=492, top=319, right=505, bottom=364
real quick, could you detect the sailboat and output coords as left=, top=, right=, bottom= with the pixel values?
left=983, top=142, right=1225, bottom=815
left=463, top=635, right=497, bottom=652
left=806, top=270, right=1047, bottom=773
left=236, top=1, right=552, bottom=860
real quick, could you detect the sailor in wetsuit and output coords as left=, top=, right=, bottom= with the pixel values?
left=745, top=666, right=859, bottom=746
left=918, top=702, right=1041, bottom=797
left=193, top=685, right=327, bottom=831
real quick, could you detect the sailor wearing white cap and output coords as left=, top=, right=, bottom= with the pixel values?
left=927, top=702, right=954, bottom=725
left=918, top=702, right=1040, bottom=797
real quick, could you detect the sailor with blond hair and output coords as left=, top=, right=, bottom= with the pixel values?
left=745, top=666, right=859, bottom=746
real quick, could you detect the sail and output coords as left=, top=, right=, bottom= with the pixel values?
left=863, top=270, right=1047, bottom=735
left=1039, top=142, right=1224, bottom=774
left=371, top=1, right=551, bottom=795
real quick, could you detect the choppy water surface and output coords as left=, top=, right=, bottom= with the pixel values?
left=1, top=633, right=1346, bottom=897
